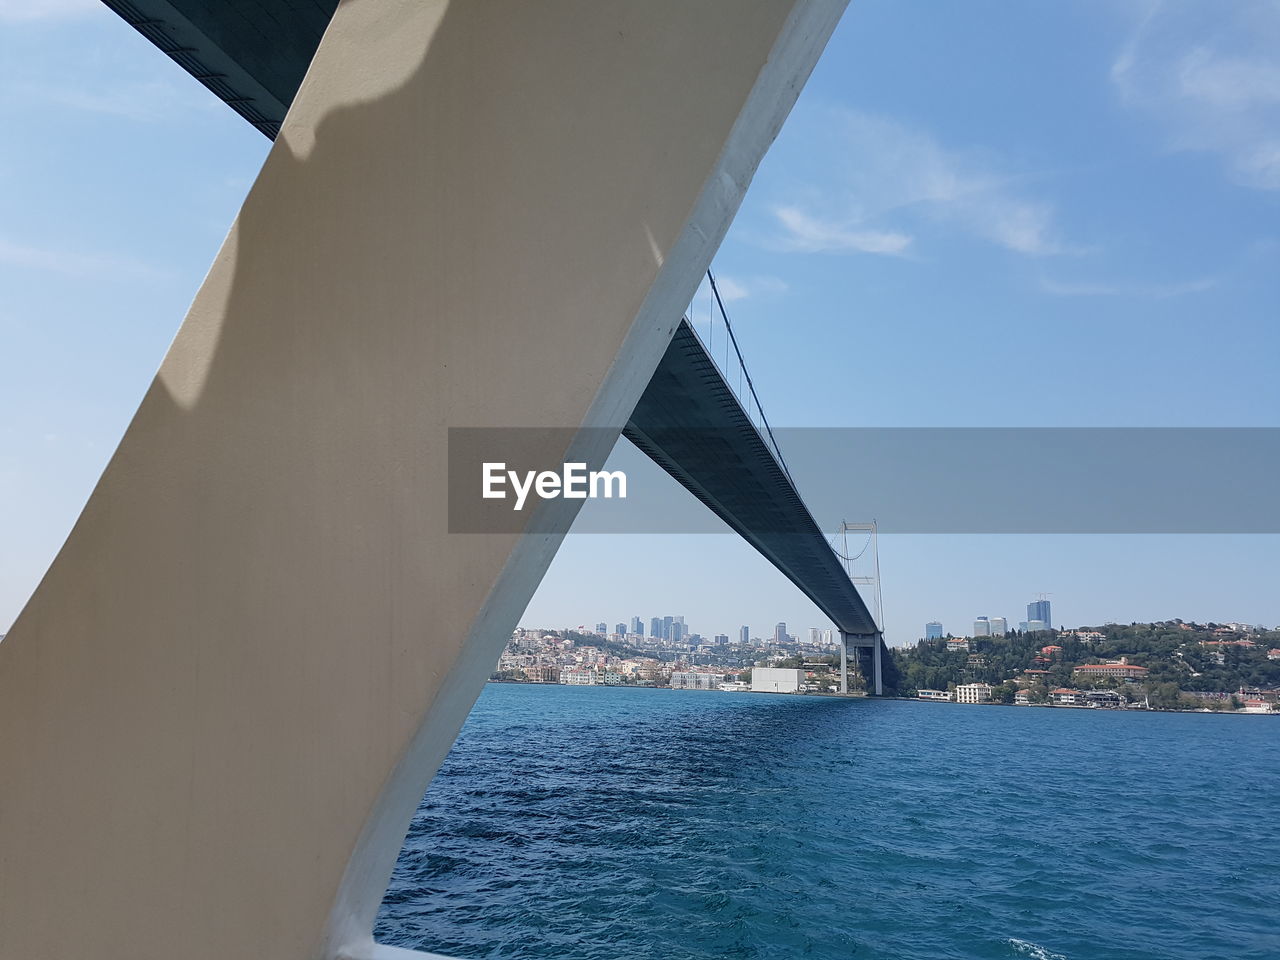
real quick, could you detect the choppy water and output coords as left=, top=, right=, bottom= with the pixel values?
left=376, top=684, right=1279, bottom=960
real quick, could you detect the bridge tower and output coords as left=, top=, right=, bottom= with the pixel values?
left=836, top=520, right=884, bottom=695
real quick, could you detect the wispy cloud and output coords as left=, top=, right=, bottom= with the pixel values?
left=1038, top=274, right=1216, bottom=299
left=773, top=206, right=912, bottom=256
left=1111, top=1, right=1280, bottom=190
left=769, top=109, right=1074, bottom=258
left=0, top=235, right=166, bottom=281
left=714, top=274, right=790, bottom=303
left=0, top=0, right=98, bottom=22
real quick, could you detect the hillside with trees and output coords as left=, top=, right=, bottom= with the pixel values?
left=888, top=621, right=1280, bottom=709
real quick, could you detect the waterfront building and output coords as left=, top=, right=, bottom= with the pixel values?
left=973, top=616, right=991, bottom=637
left=955, top=683, right=993, bottom=704
left=1050, top=688, right=1085, bottom=706
left=990, top=617, right=1007, bottom=636
left=917, top=689, right=951, bottom=702
left=1074, top=663, right=1149, bottom=681
left=925, top=621, right=944, bottom=640
left=1083, top=690, right=1125, bottom=708
left=670, top=671, right=720, bottom=691
left=751, top=667, right=803, bottom=694
left=739, top=625, right=750, bottom=644
left=1014, top=689, right=1032, bottom=705
left=561, top=669, right=599, bottom=685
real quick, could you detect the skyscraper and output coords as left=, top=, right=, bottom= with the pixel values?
left=615, top=622, right=626, bottom=636
left=774, top=622, right=788, bottom=645
left=990, top=617, right=1007, bottom=637
left=650, top=617, right=662, bottom=638
left=714, top=634, right=729, bottom=645
left=662, top=615, right=673, bottom=640
left=925, top=621, right=944, bottom=640
left=595, top=622, right=607, bottom=634
left=671, top=620, right=684, bottom=643
left=973, top=616, right=991, bottom=637
left=1027, top=598, right=1052, bottom=631
left=739, top=625, right=750, bottom=644
left=631, top=616, right=643, bottom=636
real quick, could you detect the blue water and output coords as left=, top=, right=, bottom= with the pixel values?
left=376, top=685, right=1280, bottom=960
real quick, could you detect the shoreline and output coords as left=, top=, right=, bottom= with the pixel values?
left=485, top=680, right=1276, bottom=716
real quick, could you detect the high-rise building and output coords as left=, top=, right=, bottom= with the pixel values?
left=615, top=622, right=626, bottom=636
left=774, top=622, right=788, bottom=645
left=714, top=634, right=729, bottom=645
left=662, top=616, right=673, bottom=641
left=739, top=625, right=750, bottom=644
left=671, top=620, right=684, bottom=643
left=631, top=616, right=643, bottom=636
left=1026, top=619, right=1047, bottom=633
left=595, top=622, right=607, bottom=634
left=990, top=617, right=1007, bottom=636
left=925, top=621, right=944, bottom=640
left=973, top=616, right=991, bottom=637
left=650, top=617, right=662, bottom=638
left=1027, top=598, right=1052, bottom=631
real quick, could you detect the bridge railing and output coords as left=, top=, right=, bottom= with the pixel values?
left=684, top=270, right=795, bottom=485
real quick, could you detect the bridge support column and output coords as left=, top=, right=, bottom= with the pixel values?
left=873, top=633, right=883, bottom=696
left=839, top=631, right=849, bottom=694
left=0, top=4, right=850, bottom=960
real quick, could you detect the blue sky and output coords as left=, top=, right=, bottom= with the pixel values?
left=2, top=1, right=1277, bottom=641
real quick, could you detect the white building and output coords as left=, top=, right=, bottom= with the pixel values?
left=670, top=671, right=719, bottom=690
left=973, top=617, right=991, bottom=637
left=751, top=667, right=804, bottom=694
left=955, top=683, right=992, bottom=704
left=917, top=689, right=951, bottom=702
left=990, top=617, right=1008, bottom=636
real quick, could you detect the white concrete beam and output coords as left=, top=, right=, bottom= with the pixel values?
left=0, top=3, right=849, bottom=959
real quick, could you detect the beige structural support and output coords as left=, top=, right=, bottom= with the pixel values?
left=0, top=2, right=848, bottom=959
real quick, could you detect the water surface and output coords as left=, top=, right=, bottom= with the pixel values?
left=377, top=684, right=1279, bottom=960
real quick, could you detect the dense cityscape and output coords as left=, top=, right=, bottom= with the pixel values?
left=491, top=597, right=1280, bottom=713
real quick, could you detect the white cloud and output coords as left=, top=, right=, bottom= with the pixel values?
left=714, top=274, right=790, bottom=302
left=1111, top=1, right=1280, bottom=190
left=770, top=109, right=1072, bottom=257
left=0, top=0, right=98, bottom=22
left=1038, top=274, right=1216, bottom=299
left=0, top=235, right=165, bottom=281
left=774, top=206, right=912, bottom=256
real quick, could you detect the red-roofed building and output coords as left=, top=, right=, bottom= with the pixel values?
left=1074, top=663, right=1149, bottom=680
left=1041, top=645, right=1063, bottom=656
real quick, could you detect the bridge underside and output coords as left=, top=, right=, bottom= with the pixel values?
left=625, top=322, right=878, bottom=638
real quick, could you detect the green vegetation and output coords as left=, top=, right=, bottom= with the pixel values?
left=887, top=621, right=1280, bottom=708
